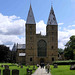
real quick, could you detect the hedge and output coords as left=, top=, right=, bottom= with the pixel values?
left=53, top=60, right=75, bottom=65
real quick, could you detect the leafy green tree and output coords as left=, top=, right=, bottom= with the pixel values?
left=73, top=49, right=75, bottom=59
left=64, top=47, right=73, bottom=59
left=64, top=35, right=75, bottom=60
left=58, top=48, right=64, bottom=55
left=0, top=45, right=10, bottom=62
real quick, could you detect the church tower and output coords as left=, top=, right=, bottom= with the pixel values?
left=25, top=4, right=58, bottom=65
left=25, top=4, right=36, bottom=64
left=46, top=6, right=58, bottom=63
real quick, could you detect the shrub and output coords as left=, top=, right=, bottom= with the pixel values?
left=53, top=60, right=75, bottom=65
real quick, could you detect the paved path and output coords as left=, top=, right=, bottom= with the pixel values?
left=32, top=67, right=51, bottom=75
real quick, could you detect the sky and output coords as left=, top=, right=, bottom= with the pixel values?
left=0, top=0, right=75, bottom=50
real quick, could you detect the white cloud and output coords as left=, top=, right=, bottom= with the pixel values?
left=0, top=13, right=25, bottom=35
left=58, top=31, right=70, bottom=49
left=68, top=24, right=75, bottom=27
left=59, top=27, right=61, bottom=30
left=0, top=35, right=25, bottom=50
left=58, top=29, right=75, bottom=49
left=0, top=13, right=75, bottom=50
left=72, top=25, right=75, bottom=26
left=36, top=20, right=46, bottom=35
left=0, top=40, right=3, bottom=44
left=58, top=23, right=64, bottom=25
left=0, top=13, right=25, bottom=50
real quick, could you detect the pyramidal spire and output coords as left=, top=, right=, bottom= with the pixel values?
left=26, top=4, right=36, bottom=24
left=47, top=6, right=57, bottom=25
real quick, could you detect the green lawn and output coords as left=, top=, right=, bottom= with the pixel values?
left=50, top=65, right=75, bottom=75
left=0, top=63, right=38, bottom=75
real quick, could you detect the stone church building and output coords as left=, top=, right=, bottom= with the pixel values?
left=25, top=4, right=58, bottom=65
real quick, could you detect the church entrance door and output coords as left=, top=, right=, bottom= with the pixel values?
left=40, top=58, right=44, bottom=64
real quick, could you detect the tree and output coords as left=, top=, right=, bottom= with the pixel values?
left=64, top=47, right=73, bottom=59
left=58, top=48, right=64, bottom=55
left=0, top=45, right=10, bottom=62
left=64, top=35, right=75, bottom=60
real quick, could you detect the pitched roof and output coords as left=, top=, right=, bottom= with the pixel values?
left=26, top=4, right=36, bottom=24
left=12, top=43, right=17, bottom=51
left=12, top=44, right=26, bottom=51
left=17, top=44, right=26, bottom=49
left=47, top=6, right=57, bottom=25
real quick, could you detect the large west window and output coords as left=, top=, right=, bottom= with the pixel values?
left=37, top=40, right=47, bottom=57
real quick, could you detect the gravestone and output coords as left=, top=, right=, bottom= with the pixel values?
left=54, top=64, right=58, bottom=68
left=17, top=65, right=19, bottom=67
left=25, top=64, right=28, bottom=67
left=16, top=64, right=19, bottom=67
left=16, top=64, right=18, bottom=66
left=26, top=64, right=27, bottom=67
left=21, top=65, right=23, bottom=68
left=1, top=65, right=4, bottom=68
left=18, top=63, right=21, bottom=66
left=33, top=66, right=36, bottom=70
left=5, top=65, right=9, bottom=69
left=0, top=70, right=1, bottom=75
left=12, top=69, right=19, bottom=75
left=70, top=65, right=75, bottom=70
left=27, top=68, right=32, bottom=75
left=3, top=69, right=10, bottom=75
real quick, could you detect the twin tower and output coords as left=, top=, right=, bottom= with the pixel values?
left=25, top=4, right=58, bottom=65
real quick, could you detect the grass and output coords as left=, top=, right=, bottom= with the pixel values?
left=1, top=63, right=75, bottom=75
left=50, top=65, right=75, bottom=75
left=0, top=63, right=38, bottom=75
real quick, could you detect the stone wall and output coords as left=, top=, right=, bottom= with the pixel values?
left=16, top=49, right=26, bottom=64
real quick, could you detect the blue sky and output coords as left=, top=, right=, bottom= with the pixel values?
left=0, top=0, right=74, bottom=24
left=0, top=0, right=75, bottom=49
